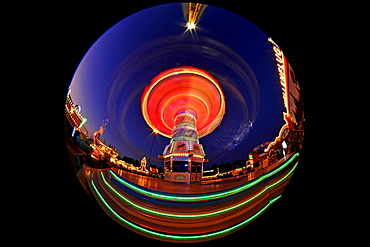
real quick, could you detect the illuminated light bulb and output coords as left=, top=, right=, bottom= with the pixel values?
left=186, top=22, right=196, bottom=30
left=153, top=128, right=159, bottom=134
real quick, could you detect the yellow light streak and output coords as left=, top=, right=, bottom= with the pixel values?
left=182, top=3, right=207, bottom=31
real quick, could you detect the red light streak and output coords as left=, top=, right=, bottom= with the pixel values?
left=141, top=66, right=225, bottom=138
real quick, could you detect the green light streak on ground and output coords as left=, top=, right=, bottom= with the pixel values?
left=100, top=162, right=298, bottom=219
left=91, top=179, right=281, bottom=241
left=109, top=153, right=299, bottom=202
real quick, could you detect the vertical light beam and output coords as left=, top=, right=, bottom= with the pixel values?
left=182, top=3, right=207, bottom=30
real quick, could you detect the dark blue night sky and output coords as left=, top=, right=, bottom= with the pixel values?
left=70, top=3, right=285, bottom=168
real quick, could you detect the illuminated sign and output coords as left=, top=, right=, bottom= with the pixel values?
left=174, top=141, right=189, bottom=152
left=265, top=38, right=291, bottom=153
left=192, top=143, right=204, bottom=155
left=269, top=38, right=288, bottom=112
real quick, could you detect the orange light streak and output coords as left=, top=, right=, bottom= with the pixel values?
left=141, top=66, right=225, bottom=139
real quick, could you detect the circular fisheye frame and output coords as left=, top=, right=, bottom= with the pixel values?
left=64, top=3, right=304, bottom=243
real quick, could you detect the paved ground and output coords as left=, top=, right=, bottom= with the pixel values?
left=107, top=153, right=293, bottom=194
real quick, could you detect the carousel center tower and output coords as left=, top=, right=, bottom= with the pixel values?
left=141, top=66, right=225, bottom=183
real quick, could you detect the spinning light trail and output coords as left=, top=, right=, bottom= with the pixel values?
left=89, top=153, right=299, bottom=243
left=141, top=66, right=225, bottom=139
left=108, top=153, right=299, bottom=202
left=92, top=178, right=282, bottom=242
